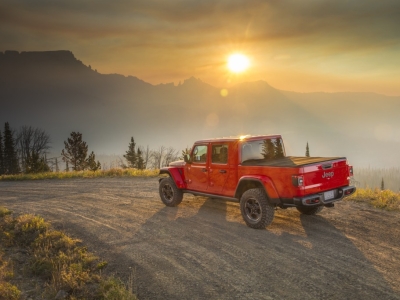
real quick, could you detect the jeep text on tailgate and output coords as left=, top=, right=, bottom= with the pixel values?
left=158, top=135, right=356, bottom=229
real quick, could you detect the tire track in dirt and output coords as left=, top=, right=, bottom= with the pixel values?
left=1, top=178, right=400, bottom=300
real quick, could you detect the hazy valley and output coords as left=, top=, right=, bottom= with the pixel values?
left=1, top=50, right=399, bottom=170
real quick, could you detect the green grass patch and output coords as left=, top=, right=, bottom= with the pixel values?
left=0, top=208, right=12, bottom=218
left=0, top=251, right=20, bottom=300
left=346, top=188, right=400, bottom=211
left=0, top=207, right=137, bottom=299
left=0, top=168, right=159, bottom=181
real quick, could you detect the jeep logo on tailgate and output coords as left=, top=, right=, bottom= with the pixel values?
left=322, top=171, right=334, bottom=179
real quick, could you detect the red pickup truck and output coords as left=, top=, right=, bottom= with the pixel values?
left=158, top=135, right=355, bottom=229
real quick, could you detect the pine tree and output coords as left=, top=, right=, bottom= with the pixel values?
left=136, top=147, right=145, bottom=170
left=61, top=132, right=88, bottom=171
left=181, top=147, right=192, bottom=160
left=65, top=161, right=69, bottom=172
left=262, top=139, right=276, bottom=160
left=25, top=151, right=51, bottom=173
left=381, top=178, right=385, bottom=191
left=274, top=139, right=285, bottom=158
left=306, top=142, right=310, bottom=157
left=124, top=137, right=137, bottom=168
left=0, top=130, right=4, bottom=175
left=86, top=151, right=101, bottom=171
left=3, top=122, right=20, bottom=174
left=25, top=152, right=40, bottom=173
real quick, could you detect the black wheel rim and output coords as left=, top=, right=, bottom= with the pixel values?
left=162, top=183, right=174, bottom=202
left=244, top=198, right=262, bottom=222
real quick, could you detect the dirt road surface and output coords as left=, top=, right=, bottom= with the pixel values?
left=1, top=177, right=400, bottom=299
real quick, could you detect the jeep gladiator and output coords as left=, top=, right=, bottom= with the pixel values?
left=158, top=135, right=356, bottom=229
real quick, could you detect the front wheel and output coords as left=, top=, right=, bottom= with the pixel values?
left=240, top=188, right=275, bottom=229
left=296, top=206, right=324, bottom=215
left=159, top=177, right=183, bottom=207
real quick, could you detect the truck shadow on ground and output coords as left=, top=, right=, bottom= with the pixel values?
left=64, top=197, right=399, bottom=300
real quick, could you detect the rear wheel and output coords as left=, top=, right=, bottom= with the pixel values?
left=159, top=177, right=183, bottom=207
left=296, top=206, right=324, bottom=215
left=240, top=188, right=275, bottom=229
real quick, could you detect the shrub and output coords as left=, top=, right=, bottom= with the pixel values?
left=99, top=277, right=137, bottom=300
left=13, top=215, right=49, bottom=246
left=346, top=188, right=400, bottom=211
left=0, top=210, right=137, bottom=299
left=0, top=252, right=21, bottom=300
left=0, top=207, right=12, bottom=218
left=0, top=282, right=21, bottom=300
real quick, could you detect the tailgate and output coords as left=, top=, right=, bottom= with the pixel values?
left=302, top=159, right=350, bottom=195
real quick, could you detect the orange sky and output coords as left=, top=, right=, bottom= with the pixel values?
left=1, top=0, right=400, bottom=96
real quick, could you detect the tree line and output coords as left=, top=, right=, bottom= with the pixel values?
left=0, top=122, right=182, bottom=175
left=0, top=122, right=50, bottom=175
left=1, top=122, right=314, bottom=176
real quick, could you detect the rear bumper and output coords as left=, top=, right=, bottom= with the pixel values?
left=293, top=186, right=356, bottom=207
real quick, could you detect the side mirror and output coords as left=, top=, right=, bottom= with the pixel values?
left=183, top=154, right=191, bottom=164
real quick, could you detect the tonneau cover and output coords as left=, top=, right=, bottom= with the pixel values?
left=241, top=156, right=345, bottom=168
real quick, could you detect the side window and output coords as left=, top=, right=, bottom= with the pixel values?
left=211, top=144, right=228, bottom=164
left=192, top=145, right=207, bottom=164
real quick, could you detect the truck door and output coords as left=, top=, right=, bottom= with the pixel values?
left=208, top=144, right=230, bottom=195
left=186, top=144, right=209, bottom=192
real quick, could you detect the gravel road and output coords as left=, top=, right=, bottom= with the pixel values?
left=1, top=177, right=400, bottom=300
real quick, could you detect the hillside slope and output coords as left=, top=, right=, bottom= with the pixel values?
left=1, top=50, right=399, bottom=167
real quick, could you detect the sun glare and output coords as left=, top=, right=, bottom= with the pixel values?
left=227, top=53, right=250, bottom=73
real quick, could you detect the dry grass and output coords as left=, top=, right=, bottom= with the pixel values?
left=0, top=208, right=137, bottom=299
left=0, top=168, right=159, bottom=181
left=353, top=167, right=400, bottom=192
left=346, top=188, right=400, bottom=211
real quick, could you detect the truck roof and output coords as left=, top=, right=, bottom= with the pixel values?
left=194, top=134, right=282, bottom=144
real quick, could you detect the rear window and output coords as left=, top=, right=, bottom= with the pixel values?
left=241, top=138, right=285, bottom=163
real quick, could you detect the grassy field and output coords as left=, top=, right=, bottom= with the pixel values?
left=346, top=188, right=400, bottom=211
left=354, top=167, right=400, bottom=192
left=0, top=207, right=137, bottom=300
left=0, top=168, right=159, bottom=181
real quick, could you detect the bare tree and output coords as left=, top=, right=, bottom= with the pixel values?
left=139, top=145, right=151, bottom=169
left=46, top=156, right=60, bottom=172
left=117, top=156, right=127, bottom=169
left=55, top=157, right=59, bottom=172
left=15, top=125, right=51, bottom=173
left=150, top=146, right=166, bottom=169
left=163, top=147, right=179, bottom=167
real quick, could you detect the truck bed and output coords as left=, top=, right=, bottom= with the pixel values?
left=241, top=156, right=345, bottom=167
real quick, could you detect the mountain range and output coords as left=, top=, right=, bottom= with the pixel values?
left=1, top=50, right=399, bottom=168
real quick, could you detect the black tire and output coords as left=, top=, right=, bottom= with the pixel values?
left=240, top=188, right=275, bottom=229
left=159, top=177, right=183, bottom=207
left=296, top=206, right=324, bottom=215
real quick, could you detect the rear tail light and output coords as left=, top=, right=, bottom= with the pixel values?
left=345, top=188, right=354, bottom=195
left=292, top=175, right=304, bottom=187
left=305, top=198, right=320, bottom=204
left=349, top=165, right=354, bottom=176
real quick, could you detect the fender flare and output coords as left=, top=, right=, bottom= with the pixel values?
left=235, top=175, right=280, bottom=204
left=159, top=167, right=186, bottom=189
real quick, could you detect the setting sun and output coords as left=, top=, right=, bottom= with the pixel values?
left=227, top=53, right=250, bottom=73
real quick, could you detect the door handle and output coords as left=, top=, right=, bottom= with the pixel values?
left=202, top=168, right=207, bottom=172
left=219, top=169, right=227, bottom=174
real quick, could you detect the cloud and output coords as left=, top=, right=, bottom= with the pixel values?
left=1, top=0, right=399, bottom=94
left=2, top=0, right=399, bottom=50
